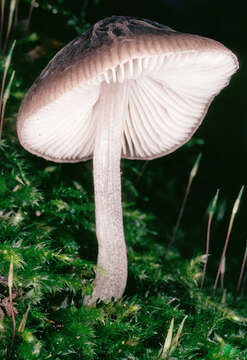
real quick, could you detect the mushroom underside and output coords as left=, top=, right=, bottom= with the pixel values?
left=19, top=49, right=236, bottom=163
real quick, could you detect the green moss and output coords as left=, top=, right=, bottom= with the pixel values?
left=0, top=139, right=246, bottom=359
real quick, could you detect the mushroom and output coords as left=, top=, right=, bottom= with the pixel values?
left=17, top=16, right=238, bottom=305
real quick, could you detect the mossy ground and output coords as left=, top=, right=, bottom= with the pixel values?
left=1, top=1, right=247, bottom=359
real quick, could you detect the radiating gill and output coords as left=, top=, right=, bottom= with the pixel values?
left=112, top=68, right=117, bottom=82
left=128, top=59, right=134, bottom=77
left=88, top=50, right=236, bottom=86
left=143, top=57, right=149, bottom=69
left=89, top=54, right=166, bottom=85
left=118, top=63, right=125, bottom=82
left=104, top=70, right=111, bottom=83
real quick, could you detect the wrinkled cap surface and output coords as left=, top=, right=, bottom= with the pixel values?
left=17, top=15, right=239, bottom=162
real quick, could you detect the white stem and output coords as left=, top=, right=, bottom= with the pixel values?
left=84, top=81, right=129, bottom=305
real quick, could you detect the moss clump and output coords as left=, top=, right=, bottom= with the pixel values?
left=0, top=139, right=246, bottom=359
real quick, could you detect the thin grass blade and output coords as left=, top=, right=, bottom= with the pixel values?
left=168, top=153, right=202, bottom=250
left=201, top=189, right=219, bottom=288
left=160, top=318, right=174, bottom=359
left=236, top=240, right=247, bottom=297
left=0, top=0, right=5, bottom=48
left=213, top=186, right=244, bottom=297
left=170, top=315, right=188, bottom=353
left=8, top=255, right=16, bottom=347
left=3, top=0, right=16, bottom=53
left=0, top=69, right=15, bottom=138
left=18, top=305, right=31, bottom=333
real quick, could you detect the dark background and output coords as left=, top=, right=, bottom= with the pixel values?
left=24, top=0, right=246, bottom=279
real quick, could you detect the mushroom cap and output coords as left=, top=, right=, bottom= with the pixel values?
left=17, top=15, right=239, bottom=162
